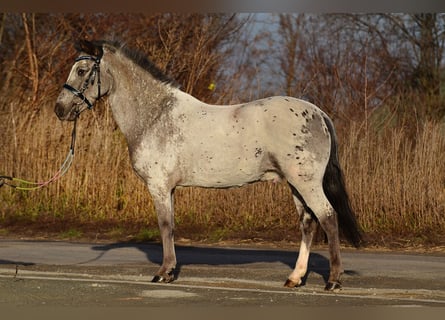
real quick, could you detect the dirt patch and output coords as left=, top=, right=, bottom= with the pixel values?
left=1, top=217, right=444, bottom=253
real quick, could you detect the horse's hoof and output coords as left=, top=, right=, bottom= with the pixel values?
left=151, top=275, right=175, bottom=283
left=324, top=281, right=342, bottom=291
left=152, top=269, right=175, bottom=283
left=284, top=278, right=302, bottom=288
left=151, top=275, right=165, bottom=283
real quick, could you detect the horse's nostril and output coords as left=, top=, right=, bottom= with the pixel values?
left=55, top=103, right=65, bottom=119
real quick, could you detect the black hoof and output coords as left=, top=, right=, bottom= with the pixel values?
left=151, top=275, right=164, bottom=283
left=324, top=281, right=342, bottom=291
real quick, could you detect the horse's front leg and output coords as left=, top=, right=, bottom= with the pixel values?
left=151, top=188, right=177, bottom=283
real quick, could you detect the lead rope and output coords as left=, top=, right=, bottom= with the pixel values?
left=0, top=116, right=78, bottom=191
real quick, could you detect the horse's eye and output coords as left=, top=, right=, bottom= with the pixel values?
left=77, top=69, right=86, bottom=77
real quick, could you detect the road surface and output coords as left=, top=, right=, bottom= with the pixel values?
left=0, top=240, right=444, bottom=307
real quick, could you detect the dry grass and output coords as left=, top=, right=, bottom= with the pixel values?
left=1, top=98, right=445, bottom=246
left=2, top=13, right=444, bottom=248
left=341, top=120, right=445, bottom=245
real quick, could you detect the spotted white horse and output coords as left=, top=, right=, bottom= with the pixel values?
left=55, top=40, right=363, bottom=291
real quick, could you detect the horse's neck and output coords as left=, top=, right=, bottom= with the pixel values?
left=107, top=59, right=178, bottom=143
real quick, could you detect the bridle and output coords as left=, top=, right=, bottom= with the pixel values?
left=0, top=54, right=102, bottom=190
left=63, top=55, right=102, bottom=111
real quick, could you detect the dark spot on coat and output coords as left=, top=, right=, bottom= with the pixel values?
left=289, top=108, right=294, bottom=112
left=178, top=113, right=187, bottom=122
left=255, top=147, right=263, bottom=158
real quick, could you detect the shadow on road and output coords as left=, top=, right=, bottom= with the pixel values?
left=0, top=260, right=35, bottom=266
left=90, top=242, right=334, bottom=284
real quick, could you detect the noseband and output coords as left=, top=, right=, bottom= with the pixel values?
left=63, top=55, right=101, bottom=111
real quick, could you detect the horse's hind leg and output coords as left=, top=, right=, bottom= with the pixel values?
left=318, top=208, right=342, bottom=291
left=286, top=179, right=343, bottom=291
left=284, top=196, right=317, bottom=288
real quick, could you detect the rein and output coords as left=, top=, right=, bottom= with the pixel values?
left=0, top=54, right=101, bottom=191
left=0, top=116, right=78, bottom=190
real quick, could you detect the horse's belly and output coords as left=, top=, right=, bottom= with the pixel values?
left=179, top=157, right=265, bottom=188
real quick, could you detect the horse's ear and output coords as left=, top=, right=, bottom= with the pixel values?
left=75, top=40, right=103, bottom=58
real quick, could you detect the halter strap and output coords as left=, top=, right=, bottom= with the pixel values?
left=63, top=83, right=93, bottom=109
left=76, top=55, right=99, bottom=62
left=63, top=55, right=102, bottom=111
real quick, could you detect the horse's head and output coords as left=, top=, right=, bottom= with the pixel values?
left=55, top=40, right=112, bottom=121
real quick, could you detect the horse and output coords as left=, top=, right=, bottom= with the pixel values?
left=55, top=39, right=363, bottom=291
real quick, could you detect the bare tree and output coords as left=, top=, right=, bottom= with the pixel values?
left=0, top=13, right=247, bottom=113
left=274, top=14, right=379, bottom=124
left=338, top=13, right=445, bottom=119
left=278, top=14, right=304, bottom=97
left=273, top=13, right=445, bottom=126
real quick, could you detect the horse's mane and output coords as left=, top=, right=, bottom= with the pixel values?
left=95, top=40, right=178, bottom=86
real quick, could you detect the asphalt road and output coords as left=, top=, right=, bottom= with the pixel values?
left=0, top=240, right=444, bottom=307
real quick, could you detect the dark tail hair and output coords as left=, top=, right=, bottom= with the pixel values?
left=322, top=116, right=364, bottom=248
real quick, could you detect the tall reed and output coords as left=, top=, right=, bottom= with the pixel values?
left=1, top=99, right=444, bottom=245
left=340, top=120, right=445, bottom=244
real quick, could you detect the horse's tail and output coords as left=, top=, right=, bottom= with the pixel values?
left=322, top=116, right=364, bottom=248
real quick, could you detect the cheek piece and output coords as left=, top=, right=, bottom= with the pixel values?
left=63, top=55, right=101, bottom=111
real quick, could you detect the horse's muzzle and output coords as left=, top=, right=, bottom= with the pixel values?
left=55, top=103, right=77, bottom=121
left=54, top=102, right=67, bottom=120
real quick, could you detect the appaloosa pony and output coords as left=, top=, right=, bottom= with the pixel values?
left=55, top=40, right=363, bottom=291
